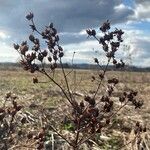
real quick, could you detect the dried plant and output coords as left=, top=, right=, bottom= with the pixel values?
left=12, top=12, right=146, bottom=150
left=0, top=92, right=23, bottom=149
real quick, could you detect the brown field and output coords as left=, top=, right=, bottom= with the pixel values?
left=0, top=67, right=150, bottom=149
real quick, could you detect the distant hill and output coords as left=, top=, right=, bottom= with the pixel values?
left=0, top=62, right=150, bottom=72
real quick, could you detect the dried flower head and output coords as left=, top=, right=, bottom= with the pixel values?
left=26, top=12, right=34, bottom=20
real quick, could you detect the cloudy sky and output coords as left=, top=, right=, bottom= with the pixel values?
left=0, top=0, right=149, bottom=67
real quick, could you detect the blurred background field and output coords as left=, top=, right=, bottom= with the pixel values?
left=0, top=65, right=150, bottom=149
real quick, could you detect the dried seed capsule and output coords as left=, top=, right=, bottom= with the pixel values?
left=92, top=108, right=99, bottom=117
left=99, top=73, right=104, bottom=79
left=48, top=56, right=52, bottom=62
left=29, top=34, right=35, bottom=42
left=21, top=41, right=27, bottom=46
left=18, top=130, right=23, bottom=136
left=13, top=43, right=19, bottom=50
left=84, top=96, right=91, bottom=102
left=42, top=50, right=48, bottom=57
left=16, top=105, right=22, bottom=111
left=0, top=108, right=5, bottom=113
left=27, top=132, right=33, bottom=139
left=86, top=29, right=92, bottom=36
left=0, top=113, right=5, bottom=121
left=54, top=50, right=58, bottom=55
left=108, top=78, right=119, bottom=85
left=55, top=35, right=59, bottom=42
left=113, top=59, right=117, bottom=64
left=119, top=96, right=125, bottom=103
left=50, top=63, right=57, bottom=70
left=38, top=132, right=44, bottom=139
left=100, top=20, right=110, bottom=32
left=30, top=25, right=36, bottom=31
left=33, top=77, right=38, bottom=84
left=80, top=101, right=84, bottom=108
left=106, top=118, right=110, bottom=125
left=53, top=63, right=57, bottom=68
left=103, top=44, right=108, bottom=52
left=20, top=45, right=29, bottom=55
left=91, top=29, right=96, bottom=36
left=116, top=63, right=121, bottom=68
left=38, top=53, right=44, bottom=61
left=143, top=126, right=147, bottom=132
left=45, top=28, right=50, bottom=34
left=21, top=117, right=26, bottom=124
left=37, top=140, right=44, bottom=149
left=53, top=55, right=58, bottom=61
left=26, top=12, right=34, bottom=20
left=59, top=52, right=64, bottom=58
left=52, top=28, right=57, bottom=36
left=94, top=58, right=99, bottom=63
left=106, top=51, right=114, bottom=58
left=12, top=100, right=17, bottom=108
left=136, top=121, right=140, bottom=127
left=34, top=38, right=39, bottom=44
left=5, top=92, right=11, bottom=98
left=91, top=76, right=95, bottom=81
left=101, top=96, right=109, bottom=102
left=49, top=23, right=53, bottom=28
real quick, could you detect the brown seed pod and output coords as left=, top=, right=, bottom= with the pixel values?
left=16, top=105, right=22, bottom=111
left=0, top=113, right=5, bottom=121
left=94, top=58, right=99, bottom=64
left=99, top=73, right=104, bottom=79
left=27, top=132, right=33, bottom=139
left=80, top=101, right=85, bottom=108
left=113, top=59, right=117, bottom=64
left=59, top=52, right=64, bottom=58
left=53, top=55, right=58, bottom=61
left=33, top=77, right=38, bottom=84
left=106, top=118, right=110, bottom=125
left=29, top=34, right=35, bottom=42
left=26, top=12, right=34, bottom=20
left=143, top=126, right=147, bottom=132
left=18, top=129, right=23, bottom=136
left=0, top=108, right=5, bottom=113
left=48, top=56, right=52, bottom=62
left=13, top=43, right=20, bottom=50
left=119, top=96, right=125, bottom=103
left=42, top=50, right=48, bottom=57
left=100, top=20, right=110, bottom=32
left=38, top=53, right=44, bottom=61
left=101, top=95, right=109, bottom=102
left=21, top=117, right=27, bottom=124
left=20, top=45, right=29, bottom=55
left=12, top=100, right=17, bottom=108
left=108, top=78, right=119, bottom=85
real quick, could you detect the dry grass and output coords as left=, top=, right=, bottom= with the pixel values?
left=0, top=67, right=150, bottom=149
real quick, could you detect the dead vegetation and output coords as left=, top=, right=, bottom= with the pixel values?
left=0, top=12, right=149, bottom=149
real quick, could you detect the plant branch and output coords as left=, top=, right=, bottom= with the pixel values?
left=60, top=58, right=74, bottom=102
left=39, top=69, right=73, bottom=106
left=93, top=57, right=111, bottom=99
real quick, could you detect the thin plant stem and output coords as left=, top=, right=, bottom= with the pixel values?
left=60, top=58, right=74, bottom=102
left=39, top=69, right=73, bottom=106
left=93, top=57, right=111, bottom=99
left=49, top=125, right=73, bottom=147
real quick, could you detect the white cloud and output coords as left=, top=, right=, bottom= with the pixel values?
left=61, top=24, right=150, bottom=67
left=120, top=27, right=150, bottom=67
left=62, top=40, right=106, bottom=64
left=130, top=1, right=150, bottom=21
left=114, top=3, right=132, bottom=11
left=0, top=31, right=10, bottom=39
left=0, top=42, right=18, bottom=62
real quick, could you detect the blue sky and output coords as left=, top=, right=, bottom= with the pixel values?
left=0, top=0, right=149, bottom=67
